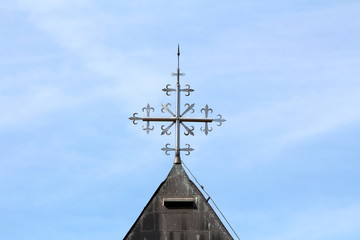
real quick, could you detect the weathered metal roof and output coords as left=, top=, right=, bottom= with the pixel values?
left=124, top=163, right=234, bottom=240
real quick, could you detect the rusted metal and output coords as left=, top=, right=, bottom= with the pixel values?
left=143, top=117, right=213, bottom=122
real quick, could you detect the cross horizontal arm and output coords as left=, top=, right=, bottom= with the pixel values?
left=142, top=117, right=213, bottom=123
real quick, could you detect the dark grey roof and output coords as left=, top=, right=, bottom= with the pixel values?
left=124, top=163, right=234, bottom=240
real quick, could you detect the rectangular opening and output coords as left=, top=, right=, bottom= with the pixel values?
left=163, top=198, right=197, bottom=209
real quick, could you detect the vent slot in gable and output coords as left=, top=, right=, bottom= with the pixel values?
left=163, top=198, right=197, bottom=209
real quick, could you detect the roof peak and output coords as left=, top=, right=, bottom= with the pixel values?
left=124, top=160, right=233, bottom=239
left=166, top=161, right=189, bottom=179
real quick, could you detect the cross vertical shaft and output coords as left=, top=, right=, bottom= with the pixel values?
left=175, top=46, right=181, bottom=163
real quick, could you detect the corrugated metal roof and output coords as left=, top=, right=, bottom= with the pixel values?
left=124, top=163, right=234, bottom=240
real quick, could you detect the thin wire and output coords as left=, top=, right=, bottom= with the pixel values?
left=181, top=160, right=241, bottom=240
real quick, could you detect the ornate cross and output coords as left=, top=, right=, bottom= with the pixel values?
left=129, top=46, right=225, bottom=164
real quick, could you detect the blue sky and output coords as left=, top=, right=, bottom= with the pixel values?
left=1, top=0, right=360, bottom=239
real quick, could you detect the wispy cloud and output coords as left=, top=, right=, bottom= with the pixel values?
left=1, top=0, right=168, bottom=129
left=1, top=2, right=359, bottom=239
left=229, top=85, right=360, bottom=152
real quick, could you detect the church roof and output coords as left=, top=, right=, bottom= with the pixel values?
left=124, top=163, right=234, bottom=239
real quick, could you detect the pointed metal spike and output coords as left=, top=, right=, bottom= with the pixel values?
left=177, top=45, right=180, bottom=69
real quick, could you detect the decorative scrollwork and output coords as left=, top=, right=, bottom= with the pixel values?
left=162, top=84, right=176, bottom=96
left=142, top=104, right=154, bottom=117
left=161, top=143, right=176, bottom=155
left=129, top=113, right=142, bottom=125
left=181, top=103, right=195, bottom=117
left=201, top=104, right=213, bottom=118
left=129, top=48, right=226, bottom=158
left=180, top=84, right=194, bottom=96
left=180, top=144, right=194, bottom=155
left=161, top=103, right=175, bottom=116
left=143, top=121, right=154, bottom=134
left=180, top=122, right=194, bottom=136
left=201, top=122, right=213, bottom=135
left=213, top=114, right=226, bottom=126
left=161, top=122, right=175, bottom=135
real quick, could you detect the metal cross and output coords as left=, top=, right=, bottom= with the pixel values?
left=129, top=46, right=225, bottom=163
